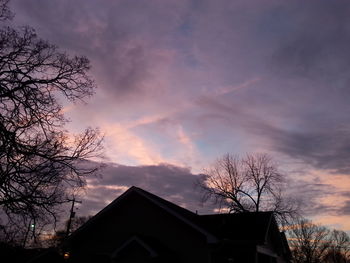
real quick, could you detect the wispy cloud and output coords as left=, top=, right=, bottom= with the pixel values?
left=10, top=0, right=350, bottom=229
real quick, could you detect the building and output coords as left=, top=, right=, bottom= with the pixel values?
left=64, top=186, right=291, bottom=263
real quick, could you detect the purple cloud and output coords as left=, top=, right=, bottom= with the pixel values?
left=7, top=0, right=350, bottom=229
left=76, top=163, right=214, bottom=216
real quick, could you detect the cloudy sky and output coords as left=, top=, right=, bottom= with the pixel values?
left=10, top=0, right=350, bottom=231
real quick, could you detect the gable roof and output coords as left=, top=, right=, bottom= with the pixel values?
left=134, top=187, right=199, bottom=222
left=111, top=235, right=158, bottom=259
left=68, top=186, right=285, bottom=247
left=67, top=186, right=218, bottom=243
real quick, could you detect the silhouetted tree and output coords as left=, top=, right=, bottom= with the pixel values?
left=199, top=153, right=298, bottom=223
left=287, top=216, right=350, bottom=263
left=288, top=217, right=331, bottom=263
left=0, top=215, right=28, bottom=246
left=0, top=0, right=103, bottom=236
left=324, top=230, right=350, bottom=263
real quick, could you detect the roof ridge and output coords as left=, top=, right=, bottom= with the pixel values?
left=66, top=186, right=137, bottom=241
left=132, top=187, right=218, bottom=243
left=67, top=186, right=218, bottom=244
left=199, top=211, right=274, bottom=217
left=131, top=186, right=198, bottom=217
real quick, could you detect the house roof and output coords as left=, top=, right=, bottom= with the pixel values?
left=68, top=186, right=280, bottom=246
left=68, top=186, right=217, bottom=243
left=135, top=187, right=275, bottom=243
left=132, top=186, right=199, bottom=222
left=198, top=212, right=274, bottom=243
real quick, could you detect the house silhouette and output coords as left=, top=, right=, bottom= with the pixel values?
left=63, top=186, right=291, bottom=263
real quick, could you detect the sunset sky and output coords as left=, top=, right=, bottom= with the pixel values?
left=10, top=0, right=350, bottom=232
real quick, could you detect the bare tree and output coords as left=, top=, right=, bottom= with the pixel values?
left=0, top=215, right=29, bottom=246
left=0, top=0, right=12, bottom=21
left=0, top=0, right=103, bottom=235
left=324, top=230, right=350, bottom=263
left=287, top=216, right=350, bottom=263
left=288, top=217, right=331, bottom=263
left=199, top=153, right=298, bottom=223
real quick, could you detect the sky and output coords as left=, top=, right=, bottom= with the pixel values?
left=9, top=0, right=350, bottom=232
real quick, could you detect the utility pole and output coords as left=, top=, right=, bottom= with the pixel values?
left=65, top=196, right=82, bottom=238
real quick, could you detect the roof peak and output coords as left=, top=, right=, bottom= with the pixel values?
left=68, top=186, right=217, bottom=243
